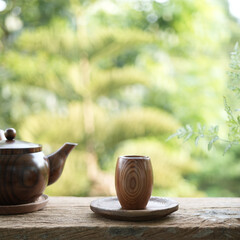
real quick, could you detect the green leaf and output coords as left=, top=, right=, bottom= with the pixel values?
left=237, top=116, right=240, bottom=125
left=166, top=132, right=179, bottom=141
left=195, top=134, right=203, bottom=146
left=178, top=128, right=187, bottom=138
left=197, top=123, right=205, bottom=133
left=223, top=143, right=232, bottom=156
left=214, top=125, right=219, bottom=133
left=197, top=123, right=202, bottom=132
left=224, top=96, right=236, bottom=122
left=184, top=132, right=193, bottom=142
left=208, top=136, right=219, bottom=151
left=186, top=124, right=192, bottom=132
left=234, top=42, right=239, bottom=51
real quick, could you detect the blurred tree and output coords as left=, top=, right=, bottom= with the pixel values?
left=0, top=0, right=239, bottom=197
left=0, top=0, right=71, bottom=128
left=13, top=19, right=182, bottom=195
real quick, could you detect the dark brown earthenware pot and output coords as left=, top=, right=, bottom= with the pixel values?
left=0, top=128, right=77, bottom=205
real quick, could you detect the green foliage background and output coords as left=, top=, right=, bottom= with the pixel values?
left=0, top=0, right=240, bottom=197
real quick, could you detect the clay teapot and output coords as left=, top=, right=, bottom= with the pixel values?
left=0, top=128, right=77, bottom=205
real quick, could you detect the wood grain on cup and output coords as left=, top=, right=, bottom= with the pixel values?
left=115, top=155, right=153, bottom=210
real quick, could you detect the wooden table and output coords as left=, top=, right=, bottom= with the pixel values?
left=0, top=197, right=239, bottom=240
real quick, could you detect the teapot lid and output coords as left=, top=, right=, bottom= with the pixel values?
left=0, top=128, right=42, bottom=155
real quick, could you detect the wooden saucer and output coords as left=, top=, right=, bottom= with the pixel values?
left=0, top=194, right=49, bottom=215
left=90, top=196, right=178, bottom=221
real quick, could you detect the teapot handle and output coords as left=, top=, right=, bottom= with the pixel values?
left=0, top=129, right=6, bottom=141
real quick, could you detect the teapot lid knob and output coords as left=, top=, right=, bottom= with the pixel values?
left=4, top=128, right=16, bottom=141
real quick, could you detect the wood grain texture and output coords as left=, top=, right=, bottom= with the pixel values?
left=90, top=196, right=178, bottom=221
left=0, top=194, right=48, bottom=214
left=0, top=152, right=49, bottom=205
left=0, top=197, right=239, bottom=240
left=47, top=143, right=77, bottom=186
left=0, top=128, right=42, bottom=154
left=0, top=141, right=76, bottom=205
left=115, top=156, right=153, bottom=210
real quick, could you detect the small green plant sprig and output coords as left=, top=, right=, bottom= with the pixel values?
left=168, top=43, right=240, bottom=155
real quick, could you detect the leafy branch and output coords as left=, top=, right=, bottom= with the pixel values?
left=168, top=43, right=240, bottom=155
left=166, top=123, right=236, bottom=155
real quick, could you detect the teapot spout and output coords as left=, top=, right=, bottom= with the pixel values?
left=47, top=142, right=77, bottom=186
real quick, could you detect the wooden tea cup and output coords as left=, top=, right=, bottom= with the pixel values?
left=115, top=155, right=153, bottom=210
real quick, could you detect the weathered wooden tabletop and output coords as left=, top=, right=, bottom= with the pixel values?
left=0, top=197, right=239, bottom=240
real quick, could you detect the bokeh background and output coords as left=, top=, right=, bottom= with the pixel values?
left=0, top=0, right=240, bottom=197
